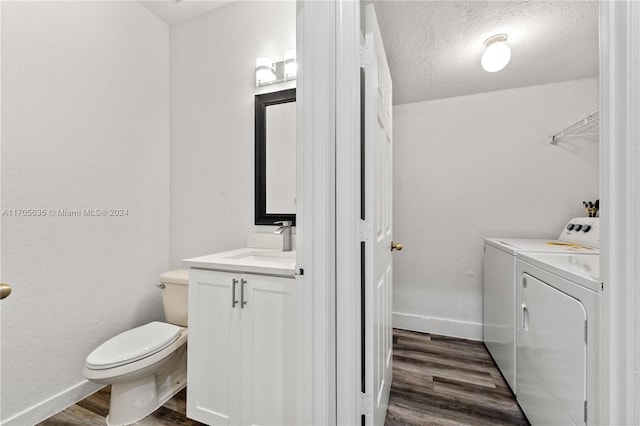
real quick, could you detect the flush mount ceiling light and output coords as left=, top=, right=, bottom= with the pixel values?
left=481, top=34, right=511, bottom=73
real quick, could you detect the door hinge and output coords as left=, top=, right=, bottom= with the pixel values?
left=584, top=400, right=588, bottom=422
left=585, top=320, right=588, bottom=344
left=360, top=45, right=372, bottom=68
left=359, top=393, right=372, bottom=416
left=359, top=220, right=371, bottom=242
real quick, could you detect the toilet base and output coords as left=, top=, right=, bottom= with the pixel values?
left=105, top=344, right=187, bottom=426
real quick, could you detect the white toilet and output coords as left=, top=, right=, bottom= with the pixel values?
left=83, top=269, right=189, bottom=426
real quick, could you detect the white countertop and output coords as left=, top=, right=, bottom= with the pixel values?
left=184, top=247, right=296, bottom=277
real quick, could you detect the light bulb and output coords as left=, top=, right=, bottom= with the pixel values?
left=256, top=55, right=275, bottom=86
left=284, top=48, right=297, bottom=80
left=481, top=35, right=511, bottom=73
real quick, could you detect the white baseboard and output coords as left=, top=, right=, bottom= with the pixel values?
left=1, top=380, right=103, bottom=426
left=393, top=312, right=483, bottom=341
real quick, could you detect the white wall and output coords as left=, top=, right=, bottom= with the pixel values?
left=0, top=2, right=170, bottom=424
left=392, top=77, right=599, bottom=340
left=170, top=1, right=295, bottom=268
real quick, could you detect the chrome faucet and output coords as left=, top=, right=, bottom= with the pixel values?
left=274, top=220, right=293, bottom=252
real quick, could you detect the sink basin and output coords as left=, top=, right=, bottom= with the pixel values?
left=184, top=248, right=296, bottom=276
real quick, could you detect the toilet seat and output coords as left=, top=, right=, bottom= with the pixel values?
left=85, top=322, right=181, bottom=370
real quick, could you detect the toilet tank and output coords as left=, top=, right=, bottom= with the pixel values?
left=159, top=269, right=189, bottom=327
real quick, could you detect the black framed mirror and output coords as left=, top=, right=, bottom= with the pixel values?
left=255, top=88, right=296, bottom=226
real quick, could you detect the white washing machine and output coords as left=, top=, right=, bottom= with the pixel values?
left=516, top=252, right=600, bottom=425
left=483, top=217, right=599, bottom=393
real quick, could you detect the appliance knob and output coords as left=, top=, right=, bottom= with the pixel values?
left=582, top=225, right=592, bottom=232
left=567, top=223, right=575, bottom=230
left=574, top=224, right=583, bottom=231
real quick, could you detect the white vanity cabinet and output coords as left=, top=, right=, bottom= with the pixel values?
left=186, top=268, right=301, bottom=426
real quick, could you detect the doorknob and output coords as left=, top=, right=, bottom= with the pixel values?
left=0, top=283, right=12, bottom=300
left=390, top=241, right=403, bottom=251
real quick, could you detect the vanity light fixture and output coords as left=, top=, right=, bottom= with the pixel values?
left=256, top=49, right=297, bottom=87
left=481, top=34, right=511, bottom=73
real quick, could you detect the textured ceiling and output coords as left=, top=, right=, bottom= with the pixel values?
left=369, top=1, right=599, bottom=105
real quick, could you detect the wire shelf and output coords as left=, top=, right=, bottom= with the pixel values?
left=551, top=111, right=600, bottom=144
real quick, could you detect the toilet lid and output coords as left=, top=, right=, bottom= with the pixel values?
left=85, top=322, right=182, bottom=370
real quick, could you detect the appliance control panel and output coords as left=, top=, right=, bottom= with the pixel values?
left=558, top=217, right=600, bottom=248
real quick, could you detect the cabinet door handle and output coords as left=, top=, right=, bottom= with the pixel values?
left=240, top=278, right=247, bottom=308
left=232, top=278, right=239, bottom=308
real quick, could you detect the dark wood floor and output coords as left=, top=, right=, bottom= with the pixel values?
left=385, top=329, right=528, bottom=426
left=41, top=329, right=527, bottom=426
left=38, top=387, right=203, bottom=426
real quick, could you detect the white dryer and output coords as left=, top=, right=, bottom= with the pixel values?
left=483, top=217, right=599, bottom=393
left=516, top=253, right=600, bottom=425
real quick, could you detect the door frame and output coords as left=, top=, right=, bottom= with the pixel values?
left=335, top=0, right=363, bottom=424
left=298, top=0, right=363, bottom=424
left=599, top=1, right=640, bottom=424
left=297, top=1, right=337, bottom=425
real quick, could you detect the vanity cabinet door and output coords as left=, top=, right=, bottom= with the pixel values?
left=187, top=269, right=241, bottom=426
left=239, top=276, right=301, bottom=426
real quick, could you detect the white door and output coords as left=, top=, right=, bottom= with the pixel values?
left=363, top=4, right=394, bottom=425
